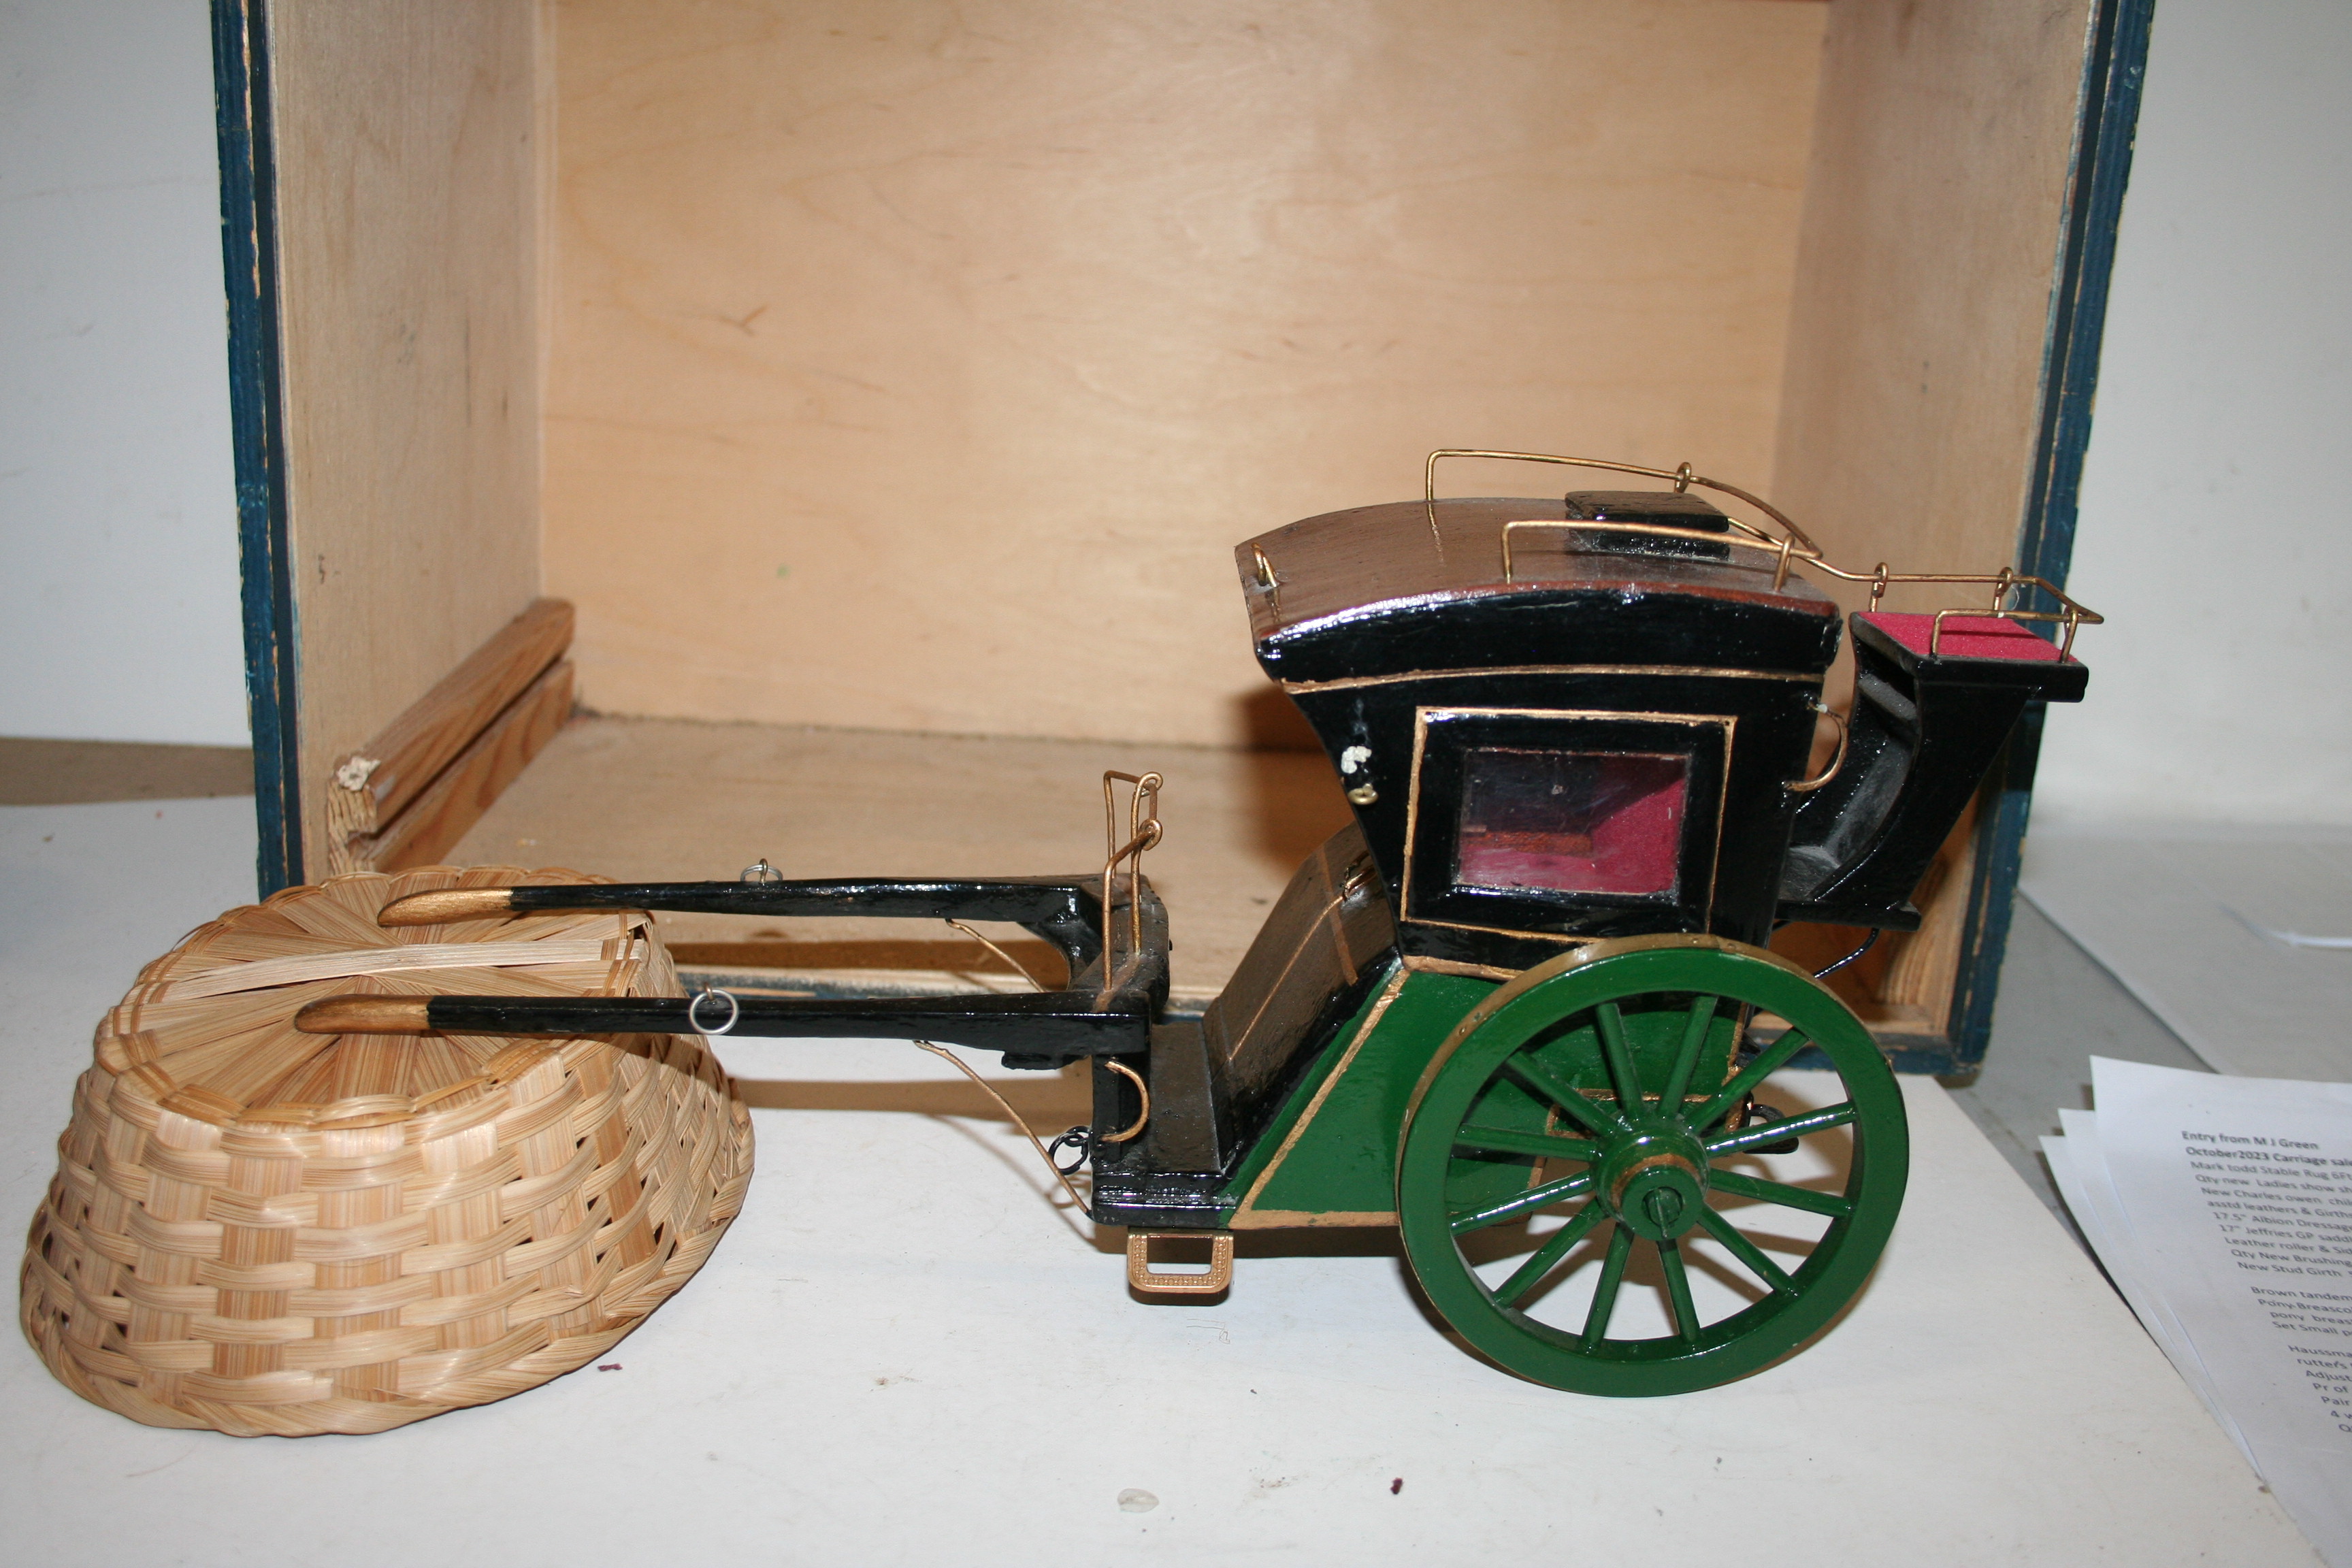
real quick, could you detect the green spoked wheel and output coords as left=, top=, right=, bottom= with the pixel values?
left=1396, top=935, right=1908, bottom=1396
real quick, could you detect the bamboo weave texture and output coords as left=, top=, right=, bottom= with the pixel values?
left=19, top=866, right=753, bottom=1437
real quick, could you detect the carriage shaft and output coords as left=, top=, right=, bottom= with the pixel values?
left=296, top=990, right=1151, bottom=1063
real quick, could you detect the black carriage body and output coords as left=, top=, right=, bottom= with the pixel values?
left=1241, top=495, right=1843, bottom=973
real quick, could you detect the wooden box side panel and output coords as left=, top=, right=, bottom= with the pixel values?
left=269, top=0, right=547, bottom=879
left=1772, top=0, right=2095, bottom=593
left=544, top=0, right=1828, bottom=749
left=1770, top=0, right=2100, bottom=1057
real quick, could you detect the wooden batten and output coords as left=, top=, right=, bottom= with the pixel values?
left=326, top=600, right=576, bottom=875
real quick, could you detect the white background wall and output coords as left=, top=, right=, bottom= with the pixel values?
left=0, top=0, right=246, bottom=747
left=2031, top=0, right=2352, bottom=829
left=3, top=0, right=2345, bottom=818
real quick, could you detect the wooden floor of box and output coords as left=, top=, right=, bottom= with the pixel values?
left=447, top=715, right=1360, bottom=1001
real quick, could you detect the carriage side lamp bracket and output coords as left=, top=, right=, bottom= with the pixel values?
left=1127, top=1231, right=1235, bottom=1296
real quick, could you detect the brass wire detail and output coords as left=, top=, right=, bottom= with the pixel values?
left=1250, top=544, right=1281, bottom=614
left=1098, top=1058, right=1152, bottom=1145
left=1931, top=602, right=2087, bottom=657
left=943, top=919, right=1044, bottom=992
left=1425, top=448, right=1822, bottom=555
left=1784, top=696, right=1849, bottom=795
left=1097, top=770, right=1163, bottom=1009
left=1425, top=449, right=2102, bottom=652
left=1230, top=964, right=1414, bottom=1228
left=910, top=1039, right=1092, bottom=1213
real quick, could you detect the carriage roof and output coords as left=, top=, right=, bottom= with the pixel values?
left=1235, top=496, right=1842, bottom=687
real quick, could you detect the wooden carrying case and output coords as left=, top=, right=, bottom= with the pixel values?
left=211, top=0, right=2149, bottom=1077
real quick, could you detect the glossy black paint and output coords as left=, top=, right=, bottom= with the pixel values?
left=507, top=877, right=1109, bottom=980
left=1287, top=670, right=1830, bottom=961
left=1559, top=489, right=1734, bottom=560
left=1120, top=824, right=1396, bottom=1187
left=1247, top=497, right=1842, bottom=966
left=459, top=875, right=1165, bottom=1073
left=423, top=990, right=1149, bottom=1060
left=1779, top=619, right=2087, bottom=930
left=1260, top=587, right=1842, bottom=688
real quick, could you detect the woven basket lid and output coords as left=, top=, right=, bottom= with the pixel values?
left=96, top=866, right=663, bottom=1130
left=22, top=866, right=754, bottom=1437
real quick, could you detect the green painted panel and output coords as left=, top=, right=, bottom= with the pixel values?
left=1227, top=968, right=1496, bottom=1217
left=1218, top=965, right=1399, bottom=1203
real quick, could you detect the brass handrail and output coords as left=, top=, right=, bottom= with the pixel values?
left=1425, top=448, right=1821, bottom=555
left=1426, top=449, right=2104, bottom=656
left=1097, top=770, right=1163, bottom=1008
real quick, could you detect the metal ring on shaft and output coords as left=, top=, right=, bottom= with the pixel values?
left=687, top=987, right=741, bottom=1036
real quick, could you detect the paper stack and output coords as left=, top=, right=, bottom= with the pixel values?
left=2046, top=1058, right=2352, bottom=1565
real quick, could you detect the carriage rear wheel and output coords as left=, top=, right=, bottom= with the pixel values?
left=1396, top=936, right=1907, bottom=1396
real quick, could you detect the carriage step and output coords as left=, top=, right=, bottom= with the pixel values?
left=1126, top=1231, right=1235, bottom=1295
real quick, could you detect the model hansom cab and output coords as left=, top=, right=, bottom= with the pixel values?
left=300, top=452, right=2099, bottom=1396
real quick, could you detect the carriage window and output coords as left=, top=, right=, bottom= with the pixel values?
left=1454, top=748, right=1687, bottom=898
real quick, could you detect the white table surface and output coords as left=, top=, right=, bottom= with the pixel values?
left=2022, top=824, right=2352, bottom=1083
left=0, top=800, right=2319, bottom=1567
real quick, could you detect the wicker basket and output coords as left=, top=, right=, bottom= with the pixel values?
left=19, top=866, right=753, bottom=1437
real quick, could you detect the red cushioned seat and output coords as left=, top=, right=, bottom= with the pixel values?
left=1857, top=611, right=2077, bottom=664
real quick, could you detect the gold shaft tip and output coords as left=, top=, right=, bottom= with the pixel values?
left=295, top=996, right=434, bottom=1034
left=376, top=888, right=518, bottom=927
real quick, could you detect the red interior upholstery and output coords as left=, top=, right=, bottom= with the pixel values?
left=1859, top=612, right=2076, bottom=664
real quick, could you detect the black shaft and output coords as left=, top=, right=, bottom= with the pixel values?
left=504, top=877, right=1106, bottom=969
left=423, top=990, right=1148, bottom=1062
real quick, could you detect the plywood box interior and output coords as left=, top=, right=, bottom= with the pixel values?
left=235, top=0, right=2133, bottom=1073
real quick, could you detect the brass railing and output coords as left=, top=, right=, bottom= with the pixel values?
left=1422, top=449, right=2103, bottom=657
left=1097, top=770, right=1162, bottom=1007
